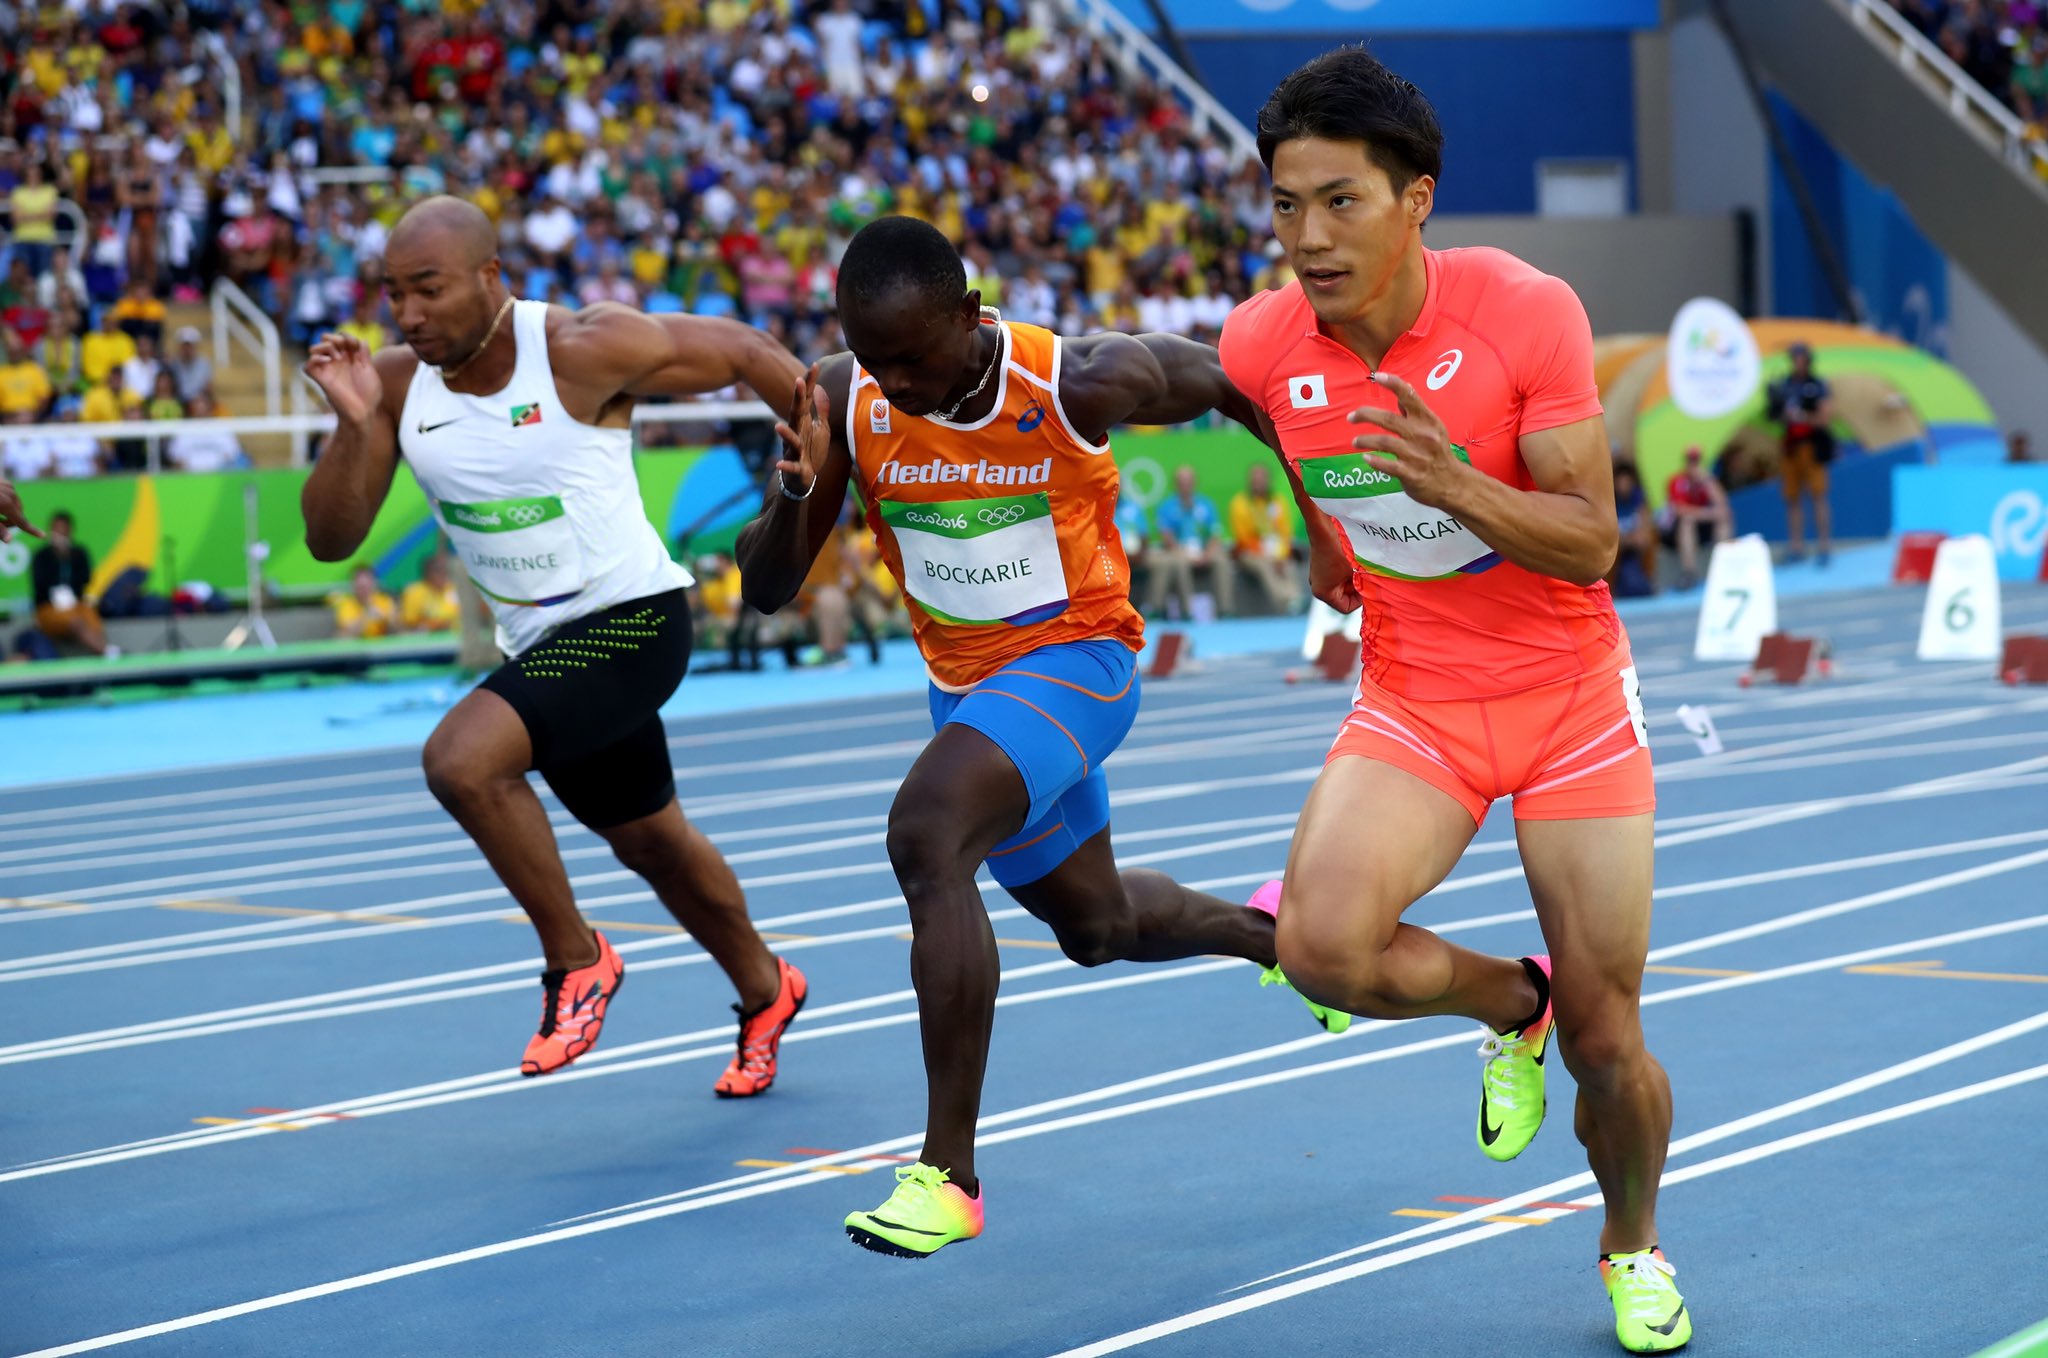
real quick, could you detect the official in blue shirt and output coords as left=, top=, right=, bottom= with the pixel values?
left=1149, top=466, right=1233, bottom=618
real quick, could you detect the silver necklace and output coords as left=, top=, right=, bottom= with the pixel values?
left=934, top=318, right=1002, bottom=421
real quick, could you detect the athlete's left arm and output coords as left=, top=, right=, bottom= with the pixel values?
left=549, top=305, right=805, bottom=421
left=1350, top=374, right=1618, bottom=587
left=1057, top=332, right=1265, bottom=443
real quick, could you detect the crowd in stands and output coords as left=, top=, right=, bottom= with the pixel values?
left=1890, top=0, right=2048, bottom=127
left=0, top=0, right=1287, bottom=485
left=328, top=553, right=463, bottom=639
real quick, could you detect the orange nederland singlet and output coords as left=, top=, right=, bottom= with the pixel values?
left=847, top=317, right=1144, bottom=689
left=1220, top=247, right=1624, bottom=701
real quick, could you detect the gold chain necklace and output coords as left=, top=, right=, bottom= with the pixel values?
left=439, top=295, right=516, bottom=382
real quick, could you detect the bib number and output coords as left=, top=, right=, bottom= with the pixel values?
left=439, top=495, right=585, bottom=607
left=882, top=491, right=1069, bottom=626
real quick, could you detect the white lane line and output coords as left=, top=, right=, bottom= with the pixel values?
left=1048, top=1061, right=2048, bottom=1358
left=18, top=926, right=2048, bottom=1358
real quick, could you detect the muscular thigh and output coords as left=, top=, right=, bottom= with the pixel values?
left=1515, top=813, right=1654, bottom=1028
left=1281, top=756, right=1477, bottom=959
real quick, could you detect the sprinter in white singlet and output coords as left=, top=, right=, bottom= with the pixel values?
left=301, top=197, right=809, bottom=1094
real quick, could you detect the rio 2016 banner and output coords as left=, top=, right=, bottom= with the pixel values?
left=0, top=431, right=1292, bottom=612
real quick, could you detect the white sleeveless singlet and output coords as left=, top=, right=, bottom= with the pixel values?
left=396, top=301, right=690, bottom=656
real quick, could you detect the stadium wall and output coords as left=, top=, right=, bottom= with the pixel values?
left=1185, top=33, right=1639, bottom=215
left=1427, top=215, right=1738, bottom=334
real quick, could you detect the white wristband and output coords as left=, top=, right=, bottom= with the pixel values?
left=777, top=469, right=815, bottom=501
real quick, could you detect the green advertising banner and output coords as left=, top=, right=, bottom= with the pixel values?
left=0, top=429, right=1287, bottom=614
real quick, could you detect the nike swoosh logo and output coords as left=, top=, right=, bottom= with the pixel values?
left=1651, top=1305, right=1687, bottom=1336
left=571, top=982, right=602, bottom=1016
left=417, top=417, right=466, bottom=434
left=865, top=1216, right=944, bottom=1235
left=1479, top=1090, right=1505, bottom=1146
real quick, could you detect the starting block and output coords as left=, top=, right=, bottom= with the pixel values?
left=1738, top=632, right=1828, bottom=686
left=1892, top=531, right=1947, bottom=584
left=1286, top=632, right=1360, bottom=684
left=1147, top=631, right=1190, bottom=679
left=2002, top=636, right=2048, bottom=685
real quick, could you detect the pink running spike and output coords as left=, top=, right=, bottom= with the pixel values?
left=1248, top=880, right=1283, bottom=919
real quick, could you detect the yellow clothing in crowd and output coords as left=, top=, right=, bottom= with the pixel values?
left=1229, top=492, right=1295, bottom=559
left=0, top=361, right=52, bottom=416
left=81, top=330, right=137, bottom=386
left=399, top=580, right=461, bottom=632
left=330, top=589, right=398, bottom=639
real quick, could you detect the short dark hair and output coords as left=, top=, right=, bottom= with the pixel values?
left=50, top=510, right=73, bottom=528
left=1255, top=47, right=1444, bottom=193
left=836, top=216, right=966, bottom=318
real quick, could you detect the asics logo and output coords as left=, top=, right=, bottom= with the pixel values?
left=1426, top=349, right=1464, bottom=391
left=977, top=505, right=1027, bottom=526
left=1016, top=399, right=1046, bottom=433
left=506, top=504, right=547, bottom=527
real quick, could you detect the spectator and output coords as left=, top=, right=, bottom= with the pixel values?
left=329, top=563, right=398, bottom=639
left=116, top=140, right=164, bottom=292
left=144, top=372, right=185, bottom=423
left=122, top=335, right=165, bottom=406
left=7, top=158, right=60, bottom=279
left=1658, top=446, right=1734, bottom=590
left=1150, top=465, right=1234, bottom=620
left=30, top=510, right=113, bottom=656
left=0, top=259, right=49, bottom=348
left=1766, top=341, right=1835, bottom=565
left=217, top=195, right=284, bottom=314
left=165, top=393, right=247, bottom=473
left=1609, top=460, right=1657, bottom=598
left=399, top=554, right=462, bottom=633
left=45, top=400, right=107, bottom=479
left=337, top=293, right=392, bottom=355
left=34, top=308, right=84, bottom=398
left=81, top=309, right=137, bottom=389
left=1227, top=462, right=1302, bottom=614
left=4, top=412, right=56, bottom=485
left=0, top=331, right=53, bottom=422
left=2008, top=429, right=2035, bottom=463
left=109, top=280, right=166, bottom=346
left=166, top=327, right=213, bottom=404
left=35, top=247, right=87, bottom=312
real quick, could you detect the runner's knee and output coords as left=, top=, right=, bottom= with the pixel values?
left=885, top=802, right=979, bottom=894
left=1052, top=915, right=1129, bottom=967
left=1553, top=992, right=1644, bottom=1080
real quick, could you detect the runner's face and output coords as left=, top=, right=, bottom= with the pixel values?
left=384, top=248, right=498, bottom=369
left=1269, top=137, right=1431, bottom=327
left=842, top=290, right=981, bottom=418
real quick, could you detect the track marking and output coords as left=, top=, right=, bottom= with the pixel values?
left=1845, top=960, right=2048, bottom=985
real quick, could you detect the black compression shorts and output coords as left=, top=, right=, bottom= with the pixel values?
left=478, top=588, right=692, bottom=830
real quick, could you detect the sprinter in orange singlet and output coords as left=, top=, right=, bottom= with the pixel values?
left=737, top=216, right=1331, bottom=1260
left=1223, top=49, right=1690, bottom=1353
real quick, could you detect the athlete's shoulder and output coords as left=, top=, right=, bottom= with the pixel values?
left=372, top=344, right=421, bottom=425
left=815, top=351, right=859, bottom=436
left=1437, top=246, right=1583, bottom=314
left=1219, top=284, right=1309, bottom=390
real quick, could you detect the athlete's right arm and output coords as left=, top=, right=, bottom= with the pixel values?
left=1255, top=407, right=1362, bottom=613
left=735, top=356, right=856, bottom=614
left=300, top=334, right=407, bottom=562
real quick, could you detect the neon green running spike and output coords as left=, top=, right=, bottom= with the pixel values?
left=1477, top=954, right=1553, bottom=1161
left=1259, top=965, right=1352, bottom=1034
left=845, top=1164, right=984, bottom=1258
left=1602, top=1249, right=1692, bottom=1352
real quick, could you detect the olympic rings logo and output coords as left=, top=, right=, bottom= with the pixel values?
left=507, top=505, right=548, bottom=526
left=978, top=505, right=1027, bottom=526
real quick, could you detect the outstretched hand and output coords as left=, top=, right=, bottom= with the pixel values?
left=772, top=364, right=828, bottom=495
left=304, top=331, right=385, bottom=427
left=0, top=478, right=41, bottom=543
left=1348, top=371, right=1471, bottom=512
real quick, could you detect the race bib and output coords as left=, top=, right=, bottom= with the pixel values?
left=882, top=491, right=1069, bottom=626
left=1299, top=450, right=1494, bottom=581
left=437, top=495, right=585, bottom=607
